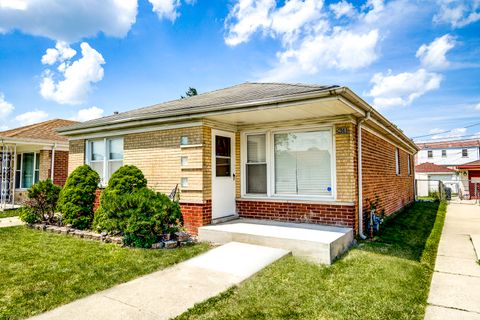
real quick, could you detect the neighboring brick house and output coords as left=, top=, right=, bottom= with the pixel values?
left=58, top=83, right=418, bottom=237
left=0, top=119, right=76, bottom=207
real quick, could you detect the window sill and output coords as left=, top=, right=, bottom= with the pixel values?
left=180, top=144, right=203, bottom=149
left=238, top=196, right=354, bottom=206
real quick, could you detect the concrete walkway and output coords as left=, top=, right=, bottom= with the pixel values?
left=31, top=242, right=290, bottom=320
left=0, top=216, right=23, bottom=228
left=425, top=202, right=480, bottom=320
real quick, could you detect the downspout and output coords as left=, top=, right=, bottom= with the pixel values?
left=50, top=143, right=56, bottom=181
left=357, top=111, right=371, bottom=240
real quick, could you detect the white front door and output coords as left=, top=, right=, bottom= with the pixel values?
left=212, top=129, right=236, bottom=220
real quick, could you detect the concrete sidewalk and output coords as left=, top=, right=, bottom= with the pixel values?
left=31, top=242, right=290, bottom=320
left=0, top=216, right=23, bottom=228
left=425, top=202, right=480, bottom=320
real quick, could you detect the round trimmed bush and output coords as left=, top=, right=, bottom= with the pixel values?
left=102, top=165, right=147, bottom=195
left=93, top=165, right=147, bottom=232
left=57, top=165, right=100, bottom=229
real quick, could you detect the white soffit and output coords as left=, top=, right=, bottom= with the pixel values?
left=205, top=98, right=359, bottom=125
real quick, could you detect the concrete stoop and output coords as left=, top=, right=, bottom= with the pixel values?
left=198, top=219, right=354, bottom=265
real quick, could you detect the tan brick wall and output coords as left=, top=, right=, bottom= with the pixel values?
left=68, top=140, right=85, bottom=174
left=235, top=131, right=241, bottom=198
left=124, top=126, right=204, bottom=203
left=202, top=126, right=212, bottom=200
left=335, top=123, right=357, bottom=203
left=361, top=128, right=415, bottom=221
left=39, top=150, right=51, bottom=181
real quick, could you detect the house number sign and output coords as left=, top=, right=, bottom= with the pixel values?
left=336, top=127, right=348, bottom=134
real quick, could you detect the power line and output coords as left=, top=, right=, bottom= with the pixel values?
left=411, top=121, right=480, bottom=140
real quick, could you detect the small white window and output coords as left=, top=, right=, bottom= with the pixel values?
left=87, top=137, right=124, bottom=185
left=395, top=148, right=400, bottom=175
left=180, top=136, right=189, bottom=146
left=427, top=150, right=433, bottom=158
left=246, top=134, right=267, bottom=194
left=15, top=152, right=40, bottom=189
left=462, top=149, right=468, bottom=157
left=181, top=177, right=189, bottom=188
left=181, top=156, right=188, bottom=166
left=441, top=150, right=446, bottom=157
left=408, top=155, right=411, bottom=176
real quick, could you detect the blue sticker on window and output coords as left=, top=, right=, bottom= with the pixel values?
left=327, top=187, right=332, bottom=192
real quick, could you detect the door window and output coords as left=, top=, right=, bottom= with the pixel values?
left=215, top=136, right=231, bottom=177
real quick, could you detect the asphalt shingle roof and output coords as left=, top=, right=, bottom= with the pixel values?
left=0, top=119, right=78, bottom=142
left=415, top=162, right=455, bottom=173
left=58, top=82, right=338, bottom=132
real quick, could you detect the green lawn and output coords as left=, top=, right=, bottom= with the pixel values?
left=0, top=226, right=210, bottom=319
left=177, top=201, right=446, bottom=320
left=0, top=209, right=19, bottom=218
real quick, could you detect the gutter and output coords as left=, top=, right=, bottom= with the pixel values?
left=50, top=143, right=56, bottom=181
left=357, top=111, right=371, bottom=240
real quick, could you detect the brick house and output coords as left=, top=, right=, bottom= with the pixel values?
left=57, top=83, right=418, bottom=237
left=0, top=119, right=76, bottom=208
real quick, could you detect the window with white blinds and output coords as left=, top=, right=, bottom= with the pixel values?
left=274, top=131, right=332, bottom=196
left=244, top=128, right=334, bottom=198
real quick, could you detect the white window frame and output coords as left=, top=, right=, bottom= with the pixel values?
left=86, top=137, right=124, bottom=186
left=395, top=148, right=400, bottom=176
left=462, top=148, right=468, bottom=158
left=407, top=154, right=411, bottom=176
left=241, top=125, right=336, bottom=201
left=427, top=150, right=433, bottom=158
left=15, top=152, right=40, bottom=190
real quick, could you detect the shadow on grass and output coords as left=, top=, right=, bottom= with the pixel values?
left=359, top=201, right=441, bottom=262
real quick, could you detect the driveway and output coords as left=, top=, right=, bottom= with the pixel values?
left=425, top=202, right=480, bottom=319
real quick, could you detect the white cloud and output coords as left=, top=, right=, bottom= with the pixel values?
left=224, top=0, right=275, bottom=46
left=0, top=0, right=138, bottom=42
left=475, top=102, right=480, bottom=110
left=434, top=0, right=480, bottom=28
left=15, top=110, right=48, bottom=126
left=330, top=0, right=355, bottom=19
left=0, top=93, right=14, bottom=117
left=148, top=0, right=182, bottom=21
left=416, top=34, right=455, bottom=69
left=367, top=69, right=443, bottom=108
left=40, top=42, right=105, bottom=105
left=225, top=0, right=383, bottom=81
left=272, top=28, right=379, bottom=78
left=41, top=41, right=77, bottom=65
left=72, top=106, right=104, bottom=122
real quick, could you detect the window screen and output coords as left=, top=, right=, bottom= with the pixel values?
left=246, top=134, right=267, bottom=194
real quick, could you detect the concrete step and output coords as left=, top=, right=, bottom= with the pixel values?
left=198, top=219, right=354, bottom=265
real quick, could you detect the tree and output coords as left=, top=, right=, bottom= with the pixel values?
left=181, top=87, right=198, bottom=99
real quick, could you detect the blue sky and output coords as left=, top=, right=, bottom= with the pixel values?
left=0, top=0, right=479, bottom=142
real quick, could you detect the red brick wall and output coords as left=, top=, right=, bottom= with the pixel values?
left=237, top=200, right=355, bottom=228
left=93, top=189, right=103, bottom=212
left=53, top=151, right=69, bottom=186
left=180, top=200, right=212, bottom=235
left=361, top=129, right=415, bottom=222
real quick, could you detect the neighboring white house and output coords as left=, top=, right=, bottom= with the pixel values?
left=415, top=162, right=458, bottom=196
left=415, top=139, right=480, bottom=167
